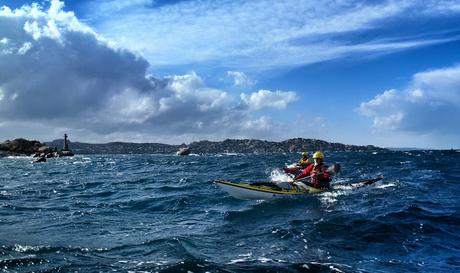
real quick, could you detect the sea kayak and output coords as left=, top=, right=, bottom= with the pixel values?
left=214, top=177, right=383, bottom=200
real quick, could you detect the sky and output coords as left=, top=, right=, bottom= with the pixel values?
left=0, top=0, right=460, bottom=148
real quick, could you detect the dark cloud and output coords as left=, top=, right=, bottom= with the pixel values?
left=0, top=1, right=298, bottom=142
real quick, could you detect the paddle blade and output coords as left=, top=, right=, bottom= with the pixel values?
left=328, top=163, right=341, bottom=176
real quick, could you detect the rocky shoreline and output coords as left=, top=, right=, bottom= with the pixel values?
left=0, top=138, right=74, bottom=160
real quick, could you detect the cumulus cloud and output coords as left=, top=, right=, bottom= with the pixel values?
left=0, top=1, right=298, bottom=142
left=357, top=64, right=460, bottom=135
left=0, top=1, right=150, bottom=121
left=240, top=90, right=298, bottom=111
left=227, top=71, right=255, bottom=87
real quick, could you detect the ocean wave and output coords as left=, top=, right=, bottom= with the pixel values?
left=0, top=152, right=459, bottom=272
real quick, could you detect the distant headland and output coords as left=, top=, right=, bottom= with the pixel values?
left=43, top=137, right=386, bottom=154
left=0, top=137, right=387, bottom=157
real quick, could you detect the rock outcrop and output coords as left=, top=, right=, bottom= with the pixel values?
left=0, top=138, right=75, bottom=159
left=176, top=147, right=191, bottom=155
left=0, top=138, right=44, bottom=156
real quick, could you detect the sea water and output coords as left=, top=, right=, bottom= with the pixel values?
left=0, top=151, right=459, bottom=272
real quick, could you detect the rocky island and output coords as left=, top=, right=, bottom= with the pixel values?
left=0, top=134, right=74, bottom=161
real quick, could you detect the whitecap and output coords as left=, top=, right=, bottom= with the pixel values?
left=269, top=169, right=293, bottom=183
left=375, top=183, right=396, bottom=189
left=13, top=244, right=40, bottom=252
left=257, top=257, right=272, bottom=263
left=228, top=258, right=248, bottom=264
left=319, top=191, right=346, bottom=204
left=6, top=155, right=31, bottom=159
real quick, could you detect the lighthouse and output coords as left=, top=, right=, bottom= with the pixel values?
left=64, top=133, right=69, bottom=151
left=60, top=133, right=74, bottom=156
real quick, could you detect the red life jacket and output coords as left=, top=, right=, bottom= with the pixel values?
left=297, top=163, right=331, bottom=188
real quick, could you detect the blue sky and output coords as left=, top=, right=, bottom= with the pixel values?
left=0, top=0, right=460, bottom=148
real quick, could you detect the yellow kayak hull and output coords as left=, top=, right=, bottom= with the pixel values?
left=214, top=177, right=383, bottom=200
left=214, top=180, right=323, bottom=200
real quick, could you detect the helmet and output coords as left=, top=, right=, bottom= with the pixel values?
left=313, top=151, right=324, bottom=159
left=301, top=152, right=308, bottom=157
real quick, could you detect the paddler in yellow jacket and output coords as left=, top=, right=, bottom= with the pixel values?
left=298, top=152, right=310, bottom=167
left=283, top=152, right=310, bottom=175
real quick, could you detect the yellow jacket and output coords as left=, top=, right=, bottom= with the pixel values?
left=298, top=158, right=310, bottom=167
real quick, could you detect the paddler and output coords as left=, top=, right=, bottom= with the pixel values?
left=298, top=152, right=310, bottom=167
left=293, top=151, right=331, bottom=189
left=283, top=152, right=310, bottom=175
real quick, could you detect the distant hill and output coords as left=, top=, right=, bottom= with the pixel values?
left=45, top=138, right=386, bottom=154
left=45, top=140, right=177, bottom=154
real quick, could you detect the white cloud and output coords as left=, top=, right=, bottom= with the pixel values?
left=241, top=116, right=274, bottom=131
left=240, top=90, right=298, bottom=111
left=17, top=42, right=32, bottom=55
left=158, top=72, right=232, bottom=115
left=0, top=1, right=300, bottom=143
left=80, top=0, right=460, bottom=70
left=104, top=88, right=156, bottom=123
left=227, top=71, right=255, bottom=87
left=357, top=64, right=460, bottom=135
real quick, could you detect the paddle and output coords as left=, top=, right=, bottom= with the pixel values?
left=328, top=163, right=341, bottom=176
left=333, top=177, right=383, bottom=187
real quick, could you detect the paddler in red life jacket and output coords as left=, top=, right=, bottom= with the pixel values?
left=294, top=151, right=331, bottom=189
